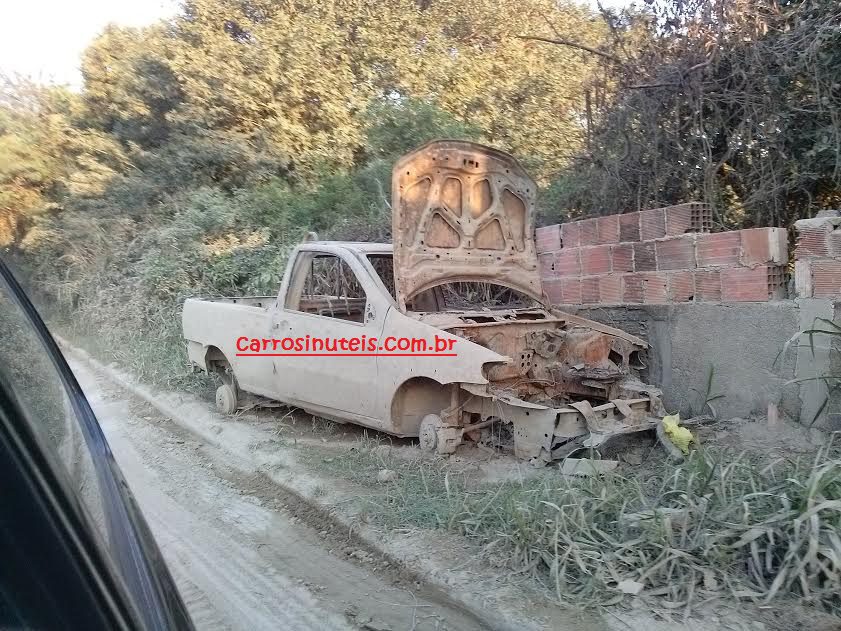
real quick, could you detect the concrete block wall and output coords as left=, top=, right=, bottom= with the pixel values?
left=536, top=207, right=841, bottom=427
left=536, top=203, right=789, bottom=305
left=794, top=211, right=841, bottom=298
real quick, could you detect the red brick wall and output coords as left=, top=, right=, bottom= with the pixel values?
left=536, top=203, right=789, bottom=305
left=793, top=213, right=841, bottom=298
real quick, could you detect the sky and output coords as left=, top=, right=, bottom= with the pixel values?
left=0, top=0, right=629, bottom=88
left=0, top=0, right=179, bottom=87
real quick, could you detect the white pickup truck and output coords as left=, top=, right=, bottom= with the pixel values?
left=182, top=141, right=664, bottom=464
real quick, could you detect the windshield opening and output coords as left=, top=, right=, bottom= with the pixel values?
left=426, top=282, right=539, bottom=311
left=366, top=253, right=541, bottom=312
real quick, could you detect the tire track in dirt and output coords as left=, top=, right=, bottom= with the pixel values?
left=70, top=357, right=487, bottom=631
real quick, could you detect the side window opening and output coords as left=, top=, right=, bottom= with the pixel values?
left=367, top=254, right=395, bottom=299
left=285, top=254, right=368, bottom=322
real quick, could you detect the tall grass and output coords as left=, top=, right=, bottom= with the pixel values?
left=47, top=300, right=211, bottom=392
left=312, top=439, right=841, bottom=614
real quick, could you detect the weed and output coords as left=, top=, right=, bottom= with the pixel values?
left=310, top=416, right=338, bottom=436
left=50, top=313, right=212, bottom=393
left=783, top=317, right=841, bottom=426
left=691, top=364, right=725, bottom=417
left=306, top=438, right=841, bottom=614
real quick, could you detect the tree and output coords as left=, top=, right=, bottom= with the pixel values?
left=0, top=79, right=127, bottom=244
left=542, top=0, right=841, bottom=227
left=81, top=24, right=183, bottom=147
left=363, top=97, right=482, bottom=160
left=160, top=0, right=606, bottom=177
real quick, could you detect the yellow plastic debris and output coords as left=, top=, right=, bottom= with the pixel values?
left=662, top=414, right=694, bottom=454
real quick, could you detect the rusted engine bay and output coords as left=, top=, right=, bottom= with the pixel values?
left=416, top=307, right=666, bottom=464
left=451, top=314, right=642, bottom=403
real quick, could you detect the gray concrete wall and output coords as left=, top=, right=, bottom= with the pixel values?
left=795, top=299, right=841, bottom=430
left=562, top=302, right=829, bottom=424
left=794, top=300, right=834, bottom=426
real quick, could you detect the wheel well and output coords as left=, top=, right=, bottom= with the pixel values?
left=389, top=377, right=451, bottom=437
left=204, top=346, right=236, bottom=388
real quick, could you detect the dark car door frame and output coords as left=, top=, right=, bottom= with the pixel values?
left=0, top=258, right=193, bottom=630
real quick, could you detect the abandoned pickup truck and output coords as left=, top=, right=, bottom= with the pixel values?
left=182, top=140, right=665, bottom=465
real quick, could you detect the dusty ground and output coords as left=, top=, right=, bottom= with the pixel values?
left=71, top=357, right=488, bottom=631
left=64, top=343, right=841, bottom=631
left=63, top=345, right=635, bottom=630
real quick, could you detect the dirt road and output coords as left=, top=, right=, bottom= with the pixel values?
left=69, top=358, right=487, bottom=631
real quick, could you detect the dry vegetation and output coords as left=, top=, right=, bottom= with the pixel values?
left=305, top=435, right=841, bottom=618
left=542, top=0, right=841, bottom=228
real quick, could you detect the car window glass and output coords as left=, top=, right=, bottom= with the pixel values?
left=286, top=254, right=368, bottom=322
left=0, top=278, right=110, bottom=551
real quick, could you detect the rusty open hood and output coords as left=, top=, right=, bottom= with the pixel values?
left=392, top=140, right=543, bottom=310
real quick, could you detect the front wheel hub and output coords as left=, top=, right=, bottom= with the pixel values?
left=418, top=414, right=442, bottom=451
left=215, top=383, right=237, bottom=415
